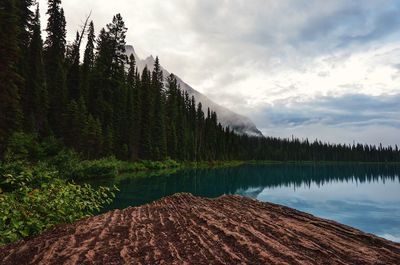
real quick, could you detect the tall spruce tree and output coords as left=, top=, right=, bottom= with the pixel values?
left=106, top=14, right=127, bottom=69
left=107, top=14, right=128, bottom=157
left=44, top=0, right=67, bottom=135
left=151, top=57, right=167, bottom=160
left=166, top=74, right=179, bottom=158
left=66, top=31, right=81, bottom=100
left=15, top=0, right=34, bottom=48
left=81, top=21, right=95, bottom=101
left=25, top=4, right=48, bottom=134
left=0, top=0, right=23, bottom=155
left=90, top=28, right=111, bottom=122
left=15, top=0, right=34, bottom=124
left=126, top=54, right=140, bottom=160
left=139, top=67, right=153, bottom=159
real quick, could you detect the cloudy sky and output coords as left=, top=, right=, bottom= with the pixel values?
left=38, top=0, right=400, bottom=145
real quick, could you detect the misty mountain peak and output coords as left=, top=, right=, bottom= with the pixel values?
left=125, top=45, right=263, bottom=137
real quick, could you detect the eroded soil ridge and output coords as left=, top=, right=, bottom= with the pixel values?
left=1, top=193, right=400, bottom=264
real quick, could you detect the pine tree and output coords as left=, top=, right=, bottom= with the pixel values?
left=166, top=74, right=179, bottom=158
left=90, top=28, right=111, bottom=121
left=81, top=21, right=95, bottom=102
left=45, top=0, right=67, bottom=135
left=151, top=57, right=167, bottom=160
left=15, top=0, right=34, bottom=49
left=0, top=0, right=23, bottom=155
left=25, top=4, right=48, bottom=134
left=106, top=14, right=127, bottom=68
left=15, top=0, right=34, bottom=120
left=139, top=67, right=152, bottom=159
left=126, top=54, right=140, bottom=160
left=196, top=102, right=205, bottom=160
left=107, top=14, right=128, bottom=158
left=66, top=31, right=81, bottom=100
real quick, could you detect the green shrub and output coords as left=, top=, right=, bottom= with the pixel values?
left=68, top=157, right=119, bottom=179
left=67, top=158, right=181, bottom=180
left=47, top=149, right=81, bottom=178
left=4, top=132, right=42, bottom=162
left=0, top=164, right=116, bottom=245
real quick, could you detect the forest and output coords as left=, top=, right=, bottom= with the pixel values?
left=1, top=0, right=400, bottom=163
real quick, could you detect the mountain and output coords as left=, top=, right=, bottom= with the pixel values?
left=125, top=45, right=263, bottom=137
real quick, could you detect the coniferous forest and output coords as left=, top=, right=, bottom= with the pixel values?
left=1, top=0, right=400, bottom=163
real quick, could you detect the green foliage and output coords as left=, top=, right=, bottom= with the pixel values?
left=68, top=157, right=119, bottom=179
left=21, top=4, right=48, bottom=135
left=0, top=0, right=23, bottom=154
left=140, top=159, right=181, bottom=171
left=68, top=157, right=181, bottom=180
left=4, top=132, right=42, bottom=162
left=0, top=162, right=116, bottom=245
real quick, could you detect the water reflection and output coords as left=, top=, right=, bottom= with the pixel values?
left=93, top=163, right=400, bottom=242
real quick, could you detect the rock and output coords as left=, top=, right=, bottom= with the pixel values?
left=1, top=193, right=399, bottom=264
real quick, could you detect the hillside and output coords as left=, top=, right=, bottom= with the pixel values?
left=125, top=45, right=263, bottom=137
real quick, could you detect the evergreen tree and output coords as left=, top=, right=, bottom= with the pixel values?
left=106, top=14, right=127, bottom=68
left=15, top=0, right=34, bottom=119
left=15, top=0, right=34, bottom=49
left=44, top=0, right=67, bottom=135
left=107, top=14, right=128, bottom=157
left=0, top=0, right=23, bottom=155
left=139, top=67, right=153, bottom=159
left=126, top=54, right=140, bottom=160
left=24, top=4, right=48, bottom=134
left=90, top=28, right=111, bottom=122
left=166, top=74, right=179, bottom=158
left=66, top=31, right=81, bottom=100
left=151, top=57, right=167, bottom=159
left=196, top=102, right=205, bottom=160
left=81, top=21, right=95, bottom=101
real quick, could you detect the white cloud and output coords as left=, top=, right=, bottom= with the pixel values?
left=37, top=0, right=400, bottom=144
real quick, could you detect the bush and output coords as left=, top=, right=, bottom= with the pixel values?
left=4, top=132, right=42, bottom=162
left=68, top=157, right=119, bottom=179
left=0, top=163, right=116, bottom=245
left=67, top=157, right=182, bottom=180
left=46, top=148, right=81, bottom=178
left=140, top=158, right=181, bottom=171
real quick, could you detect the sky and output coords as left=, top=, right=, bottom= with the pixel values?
left=38, top=0, right=400, bottom=146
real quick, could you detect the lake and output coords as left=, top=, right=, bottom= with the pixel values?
left=90, top=163, right=400, bottom=242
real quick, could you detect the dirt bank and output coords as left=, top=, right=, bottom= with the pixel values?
left=1, top=193, right=400, bottom=264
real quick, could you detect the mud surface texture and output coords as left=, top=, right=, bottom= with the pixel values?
left=1, top=193, right=400, bottom=264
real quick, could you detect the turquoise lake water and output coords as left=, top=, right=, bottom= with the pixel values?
left=91, top=163, right=400, bottom=242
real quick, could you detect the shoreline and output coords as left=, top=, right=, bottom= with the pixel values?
left=74, top=158, right=400, bottom=181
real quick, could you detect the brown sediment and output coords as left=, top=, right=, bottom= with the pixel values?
left=1, top=193, right=400, bottom=264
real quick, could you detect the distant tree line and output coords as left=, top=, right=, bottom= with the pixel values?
left=1, top=0, right=399, bottom=162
